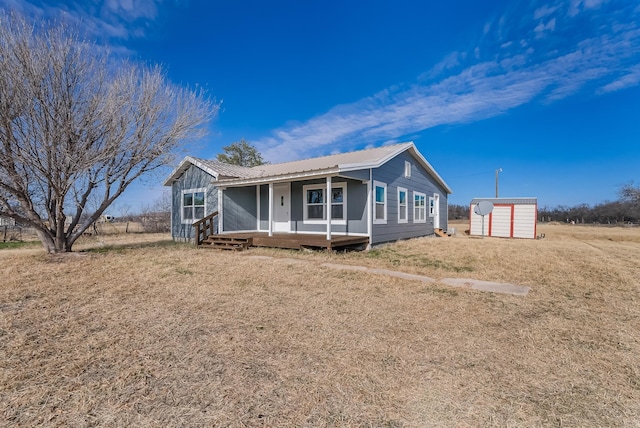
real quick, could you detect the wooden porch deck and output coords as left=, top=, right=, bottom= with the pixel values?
left=201, top=232, right=369, bottom=251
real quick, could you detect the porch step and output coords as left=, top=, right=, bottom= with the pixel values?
left=201, top=235, right=252, bottom=251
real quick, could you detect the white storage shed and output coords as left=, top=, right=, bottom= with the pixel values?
left=469, top=197, right=538, bottom=239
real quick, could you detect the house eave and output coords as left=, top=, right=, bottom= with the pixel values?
left=334, top=143, right=453, bottom=194
left=406, top=145, right=453, bottom=194
left=163, top=156, right=220, bottom=186
left=165, top=142, right=452, bottom=195
left=217, top=167, right=342, bottom=187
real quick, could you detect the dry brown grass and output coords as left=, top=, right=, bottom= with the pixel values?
left=1, top=224, right=639, bottom=427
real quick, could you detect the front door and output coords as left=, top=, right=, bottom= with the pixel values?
left=273, top=183, right=290, bottom=232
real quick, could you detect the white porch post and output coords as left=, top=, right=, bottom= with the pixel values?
left=367, top=169, right=372, bottom=248
left=218, top=187, right=224, bottom=233
left=268, top=183, right=273, bottom=237
left=256, top=185, right=261, bottom=231
left=326, top=176, right=332, bottom=241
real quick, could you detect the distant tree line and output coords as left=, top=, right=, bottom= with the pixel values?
left=448, top=204, right=470, bottom=220
left=539, top=183, right=640, bottom=224
left=538, top=200, right=639, bottom=224
left=448, top=184, right=640, bottom=224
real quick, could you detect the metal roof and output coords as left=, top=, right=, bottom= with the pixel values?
left=470, top=197, right=538, bottom=205
left=163, top=157, right=259, bottom=185
left=252, top=143, right=413, bottom=177
left=164, top=142, right=452, bottom=193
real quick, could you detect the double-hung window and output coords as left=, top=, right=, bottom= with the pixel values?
left=428, top=196, right=435, bottom=217
left=398, top=187, right=408, bottom=223
left=414, top=191, right=426, bottom=223
left=182, top=188, right=205, bottom=223
left=373, top=181, right=387, bottom=224
left=303, top=183, right=347, bottom=224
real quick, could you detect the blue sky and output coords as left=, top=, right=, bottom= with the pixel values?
left=3, top=0, right=640, bottom=212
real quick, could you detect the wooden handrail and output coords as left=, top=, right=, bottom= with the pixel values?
left=192, top=211, right=219, bottom=246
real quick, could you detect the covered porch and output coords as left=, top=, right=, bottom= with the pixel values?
left=193, top=211, right=369, bottom=251
left=201, top=232, right=369, bottom=251
left=220, top=173, right=371, bottom=241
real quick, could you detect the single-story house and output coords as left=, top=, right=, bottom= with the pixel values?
left=469, top=197, right=538, bottom=239
left=163, top=142, right=452, bottom=248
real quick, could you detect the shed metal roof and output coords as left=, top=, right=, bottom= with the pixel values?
left=470, top=197, right=538, bottom=205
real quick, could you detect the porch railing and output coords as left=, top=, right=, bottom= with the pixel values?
left=192, top=211, right=218, bottom=246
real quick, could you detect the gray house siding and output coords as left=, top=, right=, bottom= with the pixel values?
left=167, top=145, right=450, bottom=245
left=340, top=169, right=370, bottom=181
left=171, top=165, right=218, bottom=241
left=371, top=151, right=448, bottom=244
left=346, top=179, right=369, bottom=234
left=288, top=178, right=368, bottom=234
left=252, top=178, right=367, bottom=234
left=259, top=185, right=269, bottom=230
left=223, top=187, right=257, bottom=231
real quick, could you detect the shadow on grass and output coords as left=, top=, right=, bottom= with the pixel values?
left=82, top=239, right=187, bottom=254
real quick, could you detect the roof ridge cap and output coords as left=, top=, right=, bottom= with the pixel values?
left=252, top=141, right=414, bottom=169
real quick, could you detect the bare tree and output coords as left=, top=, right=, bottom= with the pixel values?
left=140, top=190, right=172, bottom=233
left=620, top=183, right=640, bottom=206
left=117, top=204, right=132, bottom=223
left=0, top=12, right=216, bottom=252
left=217, top=139, right=267, bottom=167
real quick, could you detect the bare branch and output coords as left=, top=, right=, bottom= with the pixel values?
left=0, top=11, right=217, bottom=252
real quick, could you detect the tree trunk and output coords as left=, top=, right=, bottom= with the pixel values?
left=36, top=230, right=57, bottom=253
left=34, top=228, right=77, bottom=253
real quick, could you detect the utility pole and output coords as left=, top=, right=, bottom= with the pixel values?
left=495, top=168, right=502, bottom=198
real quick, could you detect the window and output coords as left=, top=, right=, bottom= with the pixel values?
left=373, top=181, right=387, bottom=224
left=398, top=187, right=408, bottom=223
left=414, top=192, right=426, bottom=223
left=429, top=196, right=435, bottom=217
left=303, top=183, right=346, bottom=224
left=307, top=188, right=324, bottom=220
left=404, top=161, right=411, bottom=178
left=182, top=188, right=205, bottom=223
left=331, top=187, right=344, bottom=219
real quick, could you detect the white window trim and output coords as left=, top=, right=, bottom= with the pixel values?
left=181, top=187, right=206, bottom=224
left=373, top=180, right=387, bottom=225
left=397, top=187, right=408, bottom=224
left=414, top=191, right=426, bottom=223
left=428, top=195, right=435, bottom=217
left=404, top=161, right=411, bottom=178
left=302, top=183, right=347, bottom=225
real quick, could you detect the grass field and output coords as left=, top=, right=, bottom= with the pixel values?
left=1, top=223, right=639, bottom=426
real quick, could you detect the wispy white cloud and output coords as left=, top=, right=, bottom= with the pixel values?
left=597, top=64, right=640, bottom=94
left=568, top=0, right=607, bottom=17
left=103, top=0, right=159, bottom=21
left=258, top=0, right=640, bottom=162
left=0, top=0, right=167, bottom=42
left=534, top=17, right=556, bottom=37
left=534, top=4, right=559, bottom=19
left=419, top=51, right=465, bottom=81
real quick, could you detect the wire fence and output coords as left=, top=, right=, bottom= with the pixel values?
left=2, top=219, right=170, bottom=243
